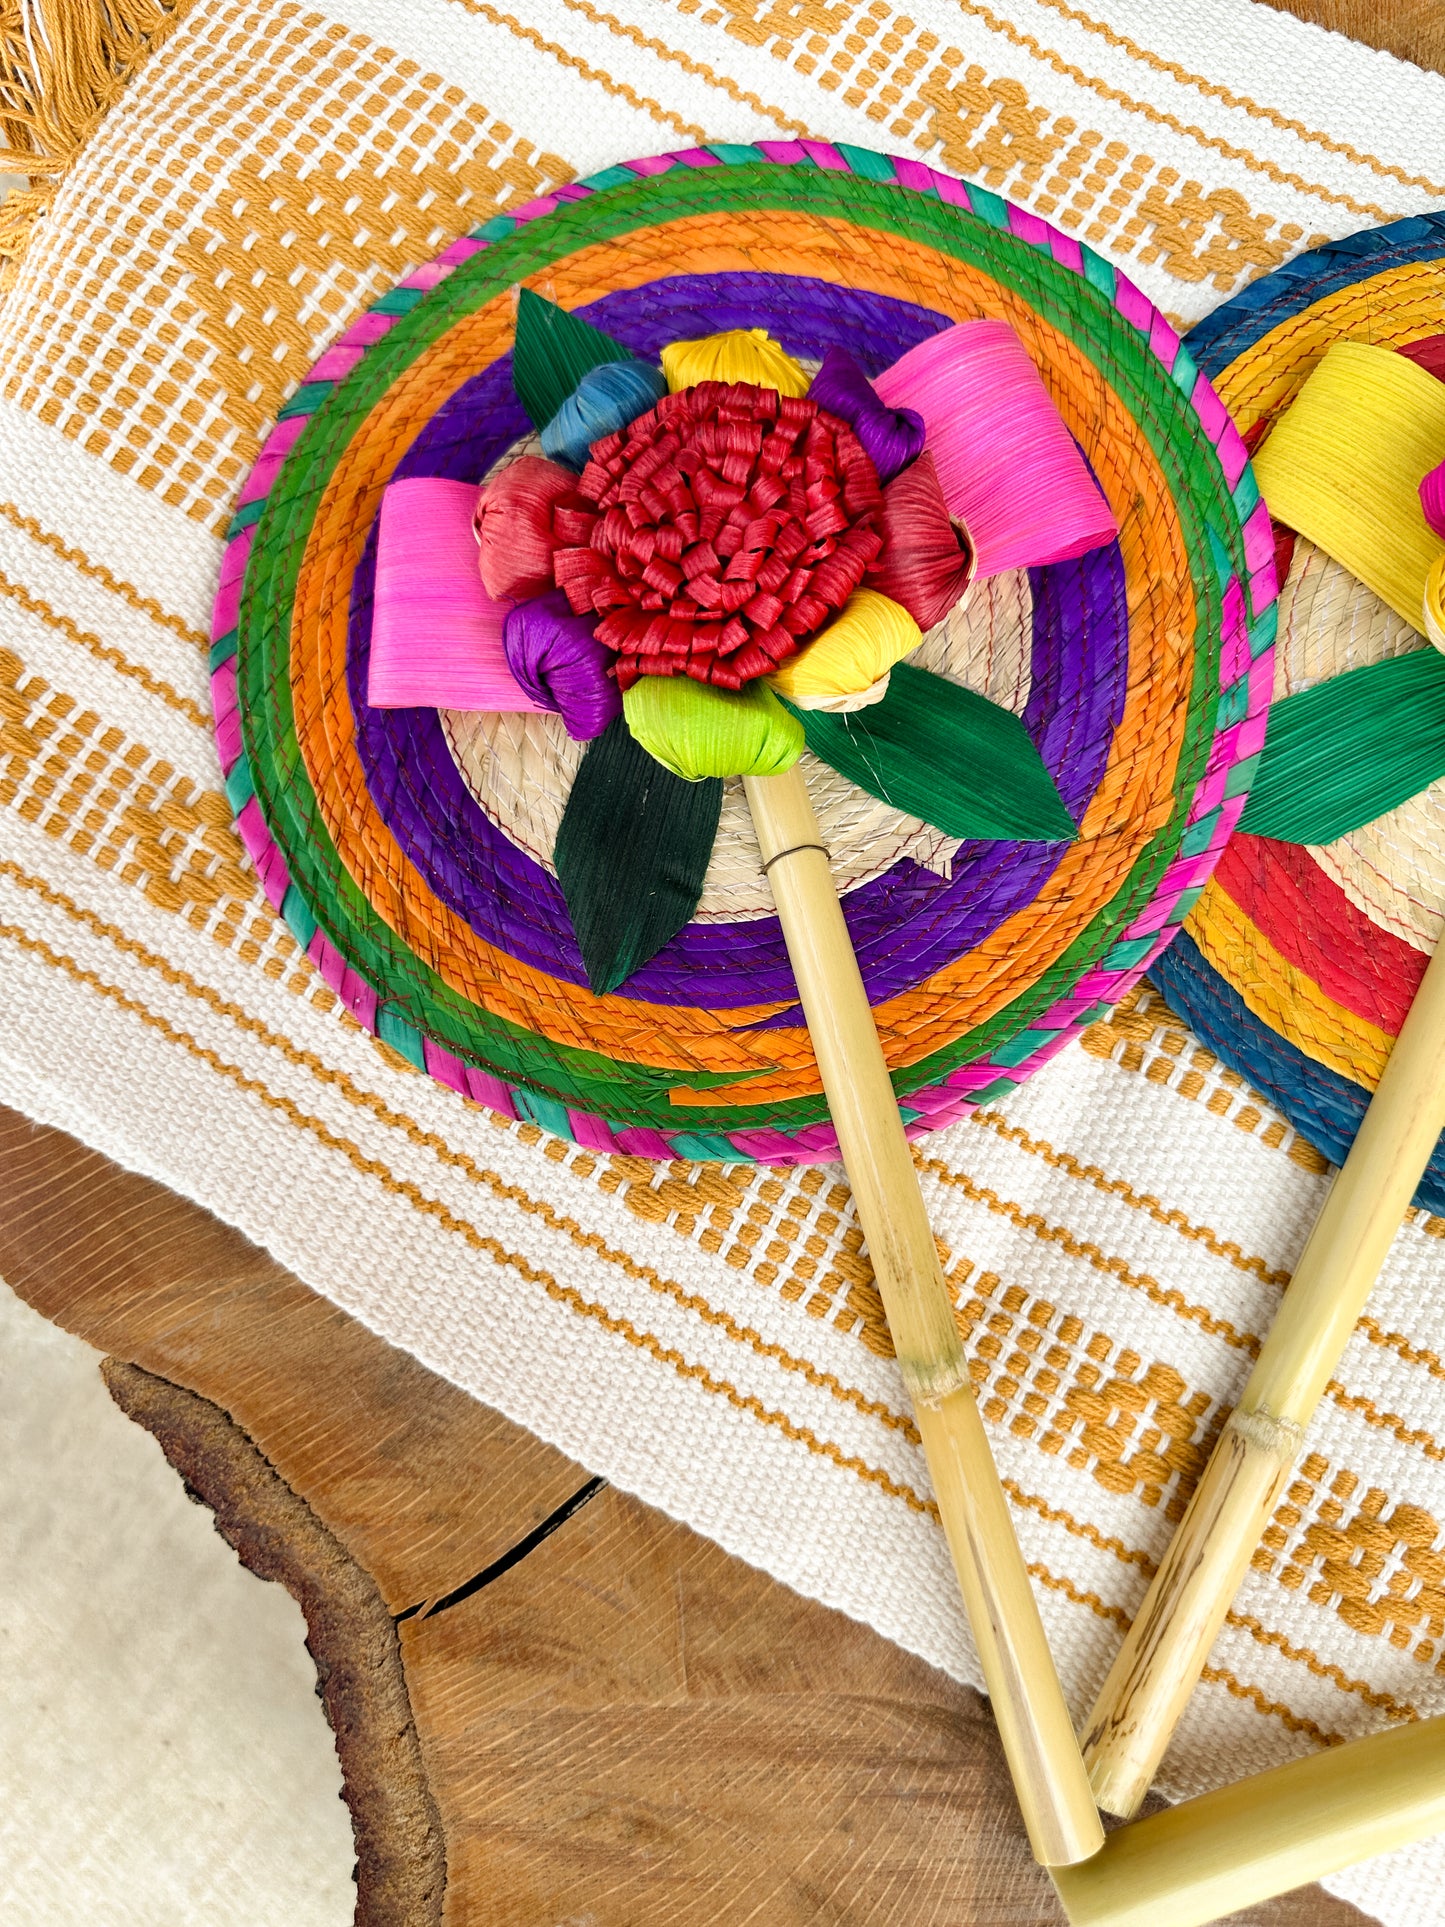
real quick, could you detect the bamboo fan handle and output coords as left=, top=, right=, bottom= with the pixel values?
left=744, top=764, right=1103, bottom=1869
left=1082, top=933, right=1445, bottom=1820
left=1053, top=1714, right=1445, bottom=1927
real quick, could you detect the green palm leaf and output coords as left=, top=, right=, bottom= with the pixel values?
left=513, top=288, right=635, bottom=432
left=782, top=664, right=1076, bottom=842
left=1239, top=649, right=1445, bottom=845
left=555, top=717, right=723, bottom=996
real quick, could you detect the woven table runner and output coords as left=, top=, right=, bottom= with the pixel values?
left=4, top=4, right=1445, bottom=1919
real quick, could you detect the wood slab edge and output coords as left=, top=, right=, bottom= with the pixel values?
left=100, top=1358, right=446, bottom=1927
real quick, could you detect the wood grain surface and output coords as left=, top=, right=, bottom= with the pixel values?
left=1258, top=0, right=1445, bottom=71
left=0, top=1107, right=1368, bottom=1924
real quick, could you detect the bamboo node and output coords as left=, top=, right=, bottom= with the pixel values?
left=1228, top=1404, right=1306, bottom=1462
left=901, top=1352, right=973, bottom=1406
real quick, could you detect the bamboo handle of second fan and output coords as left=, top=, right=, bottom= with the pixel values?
left=744, top=764, right=1103, bottom=1869
left=1082, top=932, right=1445, bottom=1819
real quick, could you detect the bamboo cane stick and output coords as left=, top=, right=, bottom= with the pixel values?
left=1082, top=934, right=1445, bottom=1819
left=744, top=764, right=1103, bottom=1869
left=1053, top=1714, right=1445, bottom=1927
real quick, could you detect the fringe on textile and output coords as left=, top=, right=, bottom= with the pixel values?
left=0, top=0, right=195, bottom=289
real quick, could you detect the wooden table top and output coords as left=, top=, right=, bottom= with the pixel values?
left=0, top=1103, right=1371, bottom=1925
left=5, top=6, right=1439, bottom=1921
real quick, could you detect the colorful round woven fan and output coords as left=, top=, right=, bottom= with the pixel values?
left=214, top=142, right=1272, bottom=1162
left=1151, top=213, right=1445, bottom=1210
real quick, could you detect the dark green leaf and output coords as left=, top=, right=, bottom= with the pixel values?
left=555, top=717, right=723, bottom=996
left=513, top=288, right=635, bottom=431
left=1240, top=648, right=1445, bottom=845
left=782, top=664, right=1076, bottom=842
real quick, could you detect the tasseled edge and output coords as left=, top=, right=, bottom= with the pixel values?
left=0, top=0, right=197, bottom=291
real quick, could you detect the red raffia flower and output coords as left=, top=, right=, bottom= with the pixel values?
left=550, top=381, right=883, bottom=690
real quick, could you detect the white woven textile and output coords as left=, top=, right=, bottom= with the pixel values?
left=5, top=3, right=1445, bottom=1920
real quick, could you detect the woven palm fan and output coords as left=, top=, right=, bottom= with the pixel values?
left=1153, top=215, right=1445, bottom=1204
left=213, top=141, right=1269, bottom=1867
left=1078, top=214, right=1445, bottom=1828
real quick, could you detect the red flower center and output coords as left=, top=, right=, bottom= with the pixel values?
left=550, top=381, right=883, bottom=690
